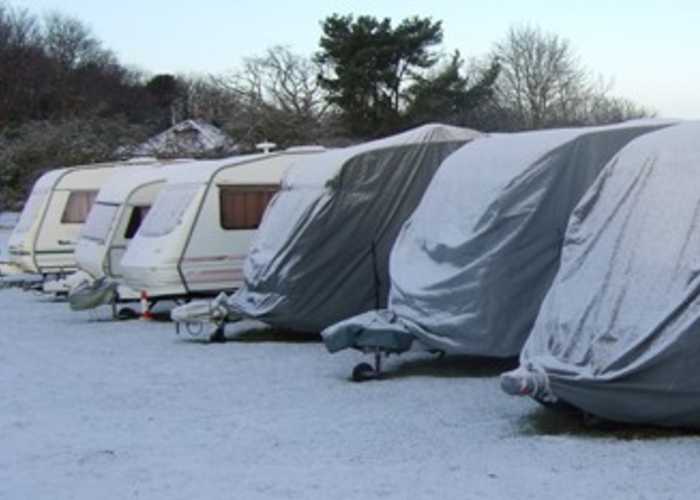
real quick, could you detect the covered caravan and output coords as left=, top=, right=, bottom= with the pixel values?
left=70, top=160, right=193, bottom=309
left=6, top=160, right=157, bottom=278
left=322, top=121, right=675, bottom=378
left=225, top=124, right=481, bottom=333
left=119, top=149, right=325, bottom=301
left=500, top=121, right=700, bottom=428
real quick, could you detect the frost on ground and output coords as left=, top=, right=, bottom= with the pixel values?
left=0, top=211, right=18, bottom=231
left=1, top=229, right=699, bottom=500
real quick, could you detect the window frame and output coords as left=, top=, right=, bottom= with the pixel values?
left=124, top=205, right=152, bottom=240
left=138, top=183, right=201, bottom=238
left=60, top=190, right=99, bottom=224
left=218, top=184, right=279, bottom=231
left=80, top=201, right=120, bottom=244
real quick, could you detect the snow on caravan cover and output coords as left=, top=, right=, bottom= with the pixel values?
left=226, top=123, right=482, bottom=332
left=322, top=120, right=676, bottom=362
left=500, top=121, right=700, bottom=428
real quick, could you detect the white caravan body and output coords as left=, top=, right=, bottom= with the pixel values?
left=8, top=163, right=122, bottom=275
left=120, top=149, right=323, bottom=299
left=74, top=161, right=195, bottom=294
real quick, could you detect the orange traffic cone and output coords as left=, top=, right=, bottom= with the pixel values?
left=140, top=291, right=153, bottom=321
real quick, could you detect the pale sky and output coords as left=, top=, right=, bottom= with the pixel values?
left=18, top=0, right=700, bottom=118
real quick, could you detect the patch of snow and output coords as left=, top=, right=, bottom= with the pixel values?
left=124, top=120, right=239, bottom=158
left=0, top=227, right=12, bottom=262
left=1, top=263, right=698, bottom=498
left=0, top=211, right=19, bottom=230
left=285, top=145, right=327, bottom=153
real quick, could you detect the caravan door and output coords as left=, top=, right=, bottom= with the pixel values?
left=105, top=181, right=165, bottom=279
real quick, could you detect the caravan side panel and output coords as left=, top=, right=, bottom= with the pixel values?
left=8, top=169, right=67, bottom=273
left=180, top=184, right=260, bottom=293
left=34, top=190, right=96, bottom=273
left=180, top=153, right=314, bottom=295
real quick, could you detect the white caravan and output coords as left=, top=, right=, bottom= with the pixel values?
left=120, top=148, right=324, bottom=304
left=7, top=162, right=127, bottom=279
left=6, top=158, right=183, bottom=283
left=72, top=160, right=194, bottom=306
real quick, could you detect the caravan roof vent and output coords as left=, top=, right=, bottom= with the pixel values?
left=256, top=142, right=277, bottom=154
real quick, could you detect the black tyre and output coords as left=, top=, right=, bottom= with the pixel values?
left=116, top=307, right=138, bottom=321
left=351, top=362, right=376, bottom=382
left=209, top=327, right=226, bottom=343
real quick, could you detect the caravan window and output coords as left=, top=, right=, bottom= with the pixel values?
left=139, top=183, right=200, bottom=237
left=124, top=205, right=151, bottom=239
left=14, top=190, right=49, bottom=234
left=61, top=190, right=98, bottom=223
left=81, top=202, right=119, bottom=244
left=219, top=185, right=278, bottom=230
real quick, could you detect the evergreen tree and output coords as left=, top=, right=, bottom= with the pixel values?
left=405, top=51, right=500, bottom=127
left=315, top=14, right=442, bottom=138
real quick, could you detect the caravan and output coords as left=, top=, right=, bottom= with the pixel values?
left=5, top=158, right=184, bottom=292
left=69, top=160, right=195, bottom=311
left=321, top=121, right=675, bottom=380
left=210, top=123, right=481, bottom=336
left=6, top=160, right=151, bottom=280
left=119, top=148, right=325, bottom=306
left=501, top=122, right=700, bottom=428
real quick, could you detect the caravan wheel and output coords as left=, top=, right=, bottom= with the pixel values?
left=351, top=362, right=376, bottom=382
left=116, top=307, right=139, bottom=320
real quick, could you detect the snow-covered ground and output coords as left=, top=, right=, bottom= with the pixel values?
left=0, top=211, right=18, bottom=230
left=0, top=223, right=10, bottom=262
left=2, top=227, right=699, bottom=500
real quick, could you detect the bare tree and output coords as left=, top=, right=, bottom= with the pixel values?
left=584, top=93, right=655, bottom=125
left=0, top=3, right=46, bottom=124
left=491, top=25, right=594, bottom=129
left=244, top=46, right=328, bottom=120
left=0, top=2, right=40, bottom=49
left=43, top=12, right=114, bottom=69
left=214, top=46, right=331, bottom=147
left=178, top=74, right=242, bottom=128
left=488, top=25, right=654, bottom=130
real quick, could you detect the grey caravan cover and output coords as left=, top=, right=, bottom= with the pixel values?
left=323, top=121, right=673, bottom=356
left=227, top=124, right=481, bottom=332
left=501, top=122, right=700, bottom=428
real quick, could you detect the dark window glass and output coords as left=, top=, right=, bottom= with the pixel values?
left=219, top=185, right=278, bottom=230
left=61, top=190, right=98, bottom=223
left=124, top=205, right=151, bottom=239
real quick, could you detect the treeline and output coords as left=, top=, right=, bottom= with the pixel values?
left=0, top=3, right=174, bottom=208
left=0, top=2, right=653, bottom=209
